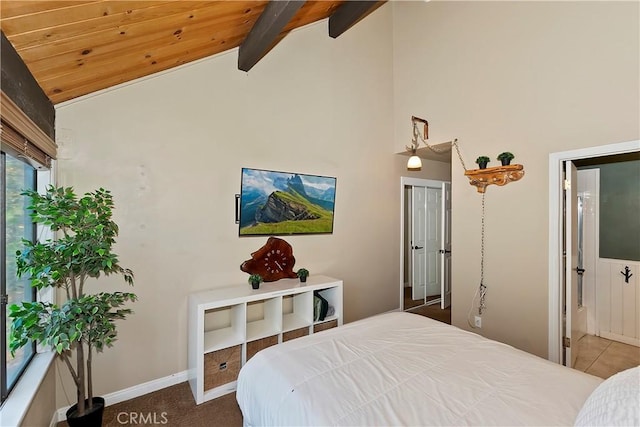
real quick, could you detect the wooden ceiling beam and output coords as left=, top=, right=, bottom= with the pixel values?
left=1, top=0, right=350, bottom=103
left=238, top=0, right=305, bottom=72
left=328, top=1, right=379, bottom=38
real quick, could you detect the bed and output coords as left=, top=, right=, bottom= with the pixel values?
left=236, top=311, right=608, bottom=426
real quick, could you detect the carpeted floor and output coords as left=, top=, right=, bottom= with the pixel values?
left=57, top=381, right=243, bottom=426
left=58, top=309, right=449, bottom=427
left=406, top=303, right=451, bottom=324
left=403, top=286, right=452, bottom=324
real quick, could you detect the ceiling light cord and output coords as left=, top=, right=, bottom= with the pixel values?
left=478, top=192, right=487, bottom=315
left=410, top=119, right=468, bottom=171
left=467, top=192, right=487, bottom=327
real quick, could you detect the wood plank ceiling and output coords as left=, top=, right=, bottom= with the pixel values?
left=0, top=1, right=383, bottom=105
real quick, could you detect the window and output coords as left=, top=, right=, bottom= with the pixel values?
left=1, top=151, right=37, bottom=403
left=0, top=91, right=56, bottom=413
left=576, top=154, right=640, bottom=261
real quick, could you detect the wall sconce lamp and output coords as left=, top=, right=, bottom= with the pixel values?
left=406, top=116, right=463, bottom=171
left=406, top=116, right=428, bottom=170
left=406, top=151, right=423, bottom=170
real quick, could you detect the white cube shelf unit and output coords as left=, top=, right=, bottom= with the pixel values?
left=188, top=275, right=343, bottom=404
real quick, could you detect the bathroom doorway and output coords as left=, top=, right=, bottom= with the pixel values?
left=548, top=139, right=640, bottom=365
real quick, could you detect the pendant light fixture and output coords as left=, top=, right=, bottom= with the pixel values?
left=406, top=116, right=461, bottom=171
left=406, top=116, right=429, bottom=170
left=407, top=150, right=422, bottom=170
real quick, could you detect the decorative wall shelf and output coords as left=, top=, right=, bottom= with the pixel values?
left=464, top=164, right=525, bottom=193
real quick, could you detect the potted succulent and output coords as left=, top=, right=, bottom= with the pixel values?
left=248, top=274, right=263, bottom=289
left=296, top=268, right=309, bottom=283
left=9, top=186, right=136, bottom=427
left=475, top=156, right=491, bottom=169
left=497, top=151, right=515, bottom=166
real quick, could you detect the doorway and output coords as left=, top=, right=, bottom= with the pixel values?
left=565, top=157, right=640, bottom=377
left=548, top=139, right=640, bottom=365
left=399, top=177, right=451, bottom=315
left=575, top=154, right=640, bottom=349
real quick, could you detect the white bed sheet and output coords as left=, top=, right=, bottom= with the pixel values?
left=236, top=312, right=602, bottom=426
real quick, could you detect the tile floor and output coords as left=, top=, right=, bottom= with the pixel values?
left=574, top=334, right=640, bottom=379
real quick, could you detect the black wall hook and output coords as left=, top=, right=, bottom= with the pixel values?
left=621, top=266, right=633, bottom=283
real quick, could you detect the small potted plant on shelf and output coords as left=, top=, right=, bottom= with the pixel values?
left=248, top=274, right=263, bottom=289
left=296, top=268, right=309, bottom=283
left=475, top=156, right=491, bottom=169
left=9, top=186, right=136, bottom=427
left=497, top=151, right=515, bottom=166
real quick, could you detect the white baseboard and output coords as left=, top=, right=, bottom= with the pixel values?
left=50, top=412, right=58, bottom=427
left=54, top=370, right=188, bottom=424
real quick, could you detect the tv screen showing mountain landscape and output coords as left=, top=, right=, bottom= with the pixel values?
left=239, top=168, right=336, bottom=236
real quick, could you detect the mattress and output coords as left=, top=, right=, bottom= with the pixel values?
left=236, top=311, right=602, bottom=426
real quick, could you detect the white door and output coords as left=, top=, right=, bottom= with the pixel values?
left=425, top=188, right=442, bottom=297
left=441, top=182, right=452, bottom=309
left=577, top=169, right=598, bottom=336
left=411, top=186, right=427, bottom=301
left=564, top=161, right=579, bottom=367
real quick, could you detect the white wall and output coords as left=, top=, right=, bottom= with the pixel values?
left=392, top=1, right=639, bottom=357
left=53, top=5, right=419, bottom=404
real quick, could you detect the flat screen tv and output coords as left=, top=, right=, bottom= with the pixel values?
left=239, top=168, right=336, bottom=236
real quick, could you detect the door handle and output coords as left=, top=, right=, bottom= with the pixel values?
left=413, top=246, right=424, bottom=250
left=439, top=249, right=451, bottom=254
left=576, top=267, right=585, bottom=275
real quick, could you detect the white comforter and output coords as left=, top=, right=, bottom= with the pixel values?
left=236, top=312, right=602, bottom=426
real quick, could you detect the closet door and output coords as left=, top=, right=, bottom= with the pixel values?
left=441, top=182, right=451, bottom=309
left=411, top=186, right=427, bottom=301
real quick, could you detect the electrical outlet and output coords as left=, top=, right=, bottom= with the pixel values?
left=474, top=316, right=482, bottom=328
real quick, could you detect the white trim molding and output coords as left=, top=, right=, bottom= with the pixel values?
left=548, top=139, right=640, bottom=364
left=0, top=352, right=55, bottom=427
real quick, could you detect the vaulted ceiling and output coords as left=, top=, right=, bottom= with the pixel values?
left=1, top=1, right=383, bottom=105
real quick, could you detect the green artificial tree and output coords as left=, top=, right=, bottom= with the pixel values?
left=8, top=186, right=136, bottom=421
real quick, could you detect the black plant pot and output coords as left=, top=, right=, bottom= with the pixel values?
left=66, top=397, right=105, bottom=427
left=500, top=159, right=512, bottom=166
left=251, top=282, right=260, bottom=289
left=478, top=162, right=488, bottom=169
left=300, top=276, right=307, bottom=283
